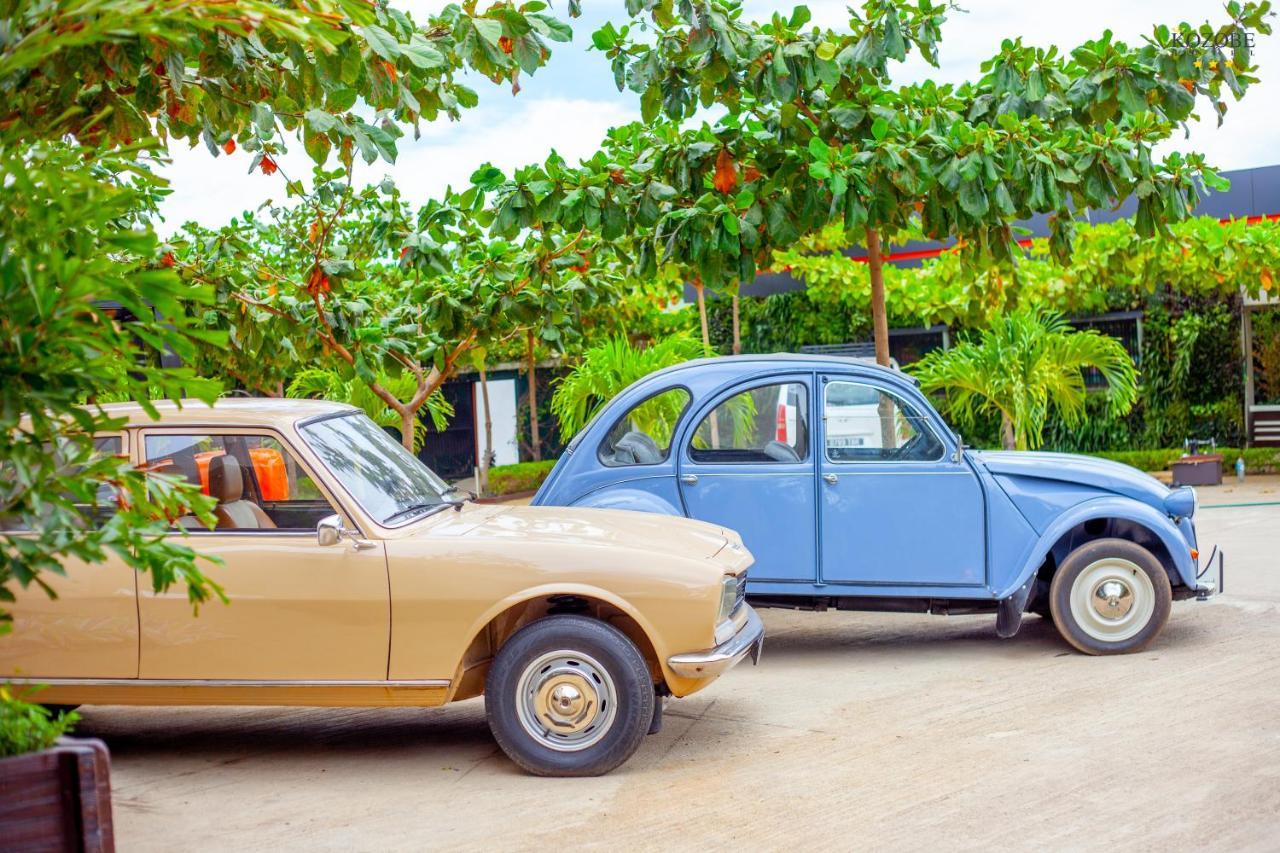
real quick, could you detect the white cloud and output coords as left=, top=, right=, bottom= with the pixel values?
left=156, top=96, right=636, bottom=233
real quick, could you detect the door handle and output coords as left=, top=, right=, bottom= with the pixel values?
left=822, top=473, right=838, bottom=485
left=680, top=474, right=699, bottom=485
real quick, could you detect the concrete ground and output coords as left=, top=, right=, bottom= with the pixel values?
left=77, top=477, right=1280, bottom=852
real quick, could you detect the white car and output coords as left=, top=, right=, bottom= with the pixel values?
left=774, top=357, right=899, bottom=453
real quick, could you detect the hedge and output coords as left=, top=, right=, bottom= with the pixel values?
left=1089, top=448, right=1280, bottom=474
left=488, top=460, right=558, bottom=496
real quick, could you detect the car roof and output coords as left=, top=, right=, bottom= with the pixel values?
left=96, top=397, right=359, bottom=429
left=642, top=353, right=916, bottom=384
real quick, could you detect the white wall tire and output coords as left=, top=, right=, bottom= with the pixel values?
left=1050, top=538, right=1172, bottom=655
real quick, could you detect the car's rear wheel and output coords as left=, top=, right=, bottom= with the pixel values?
left=1050, top=538, right=1172, bottom=655
left=485, top=615, right=654, bottom=776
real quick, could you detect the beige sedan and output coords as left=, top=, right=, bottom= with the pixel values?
left=2, top=399, right=762, bottom=776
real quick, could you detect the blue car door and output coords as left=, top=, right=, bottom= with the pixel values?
left=817, top=375, right=986, bottom=587
left=676, top=376, right=818, bottom=583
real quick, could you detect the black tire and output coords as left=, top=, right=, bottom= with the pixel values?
left=485, top=615, right=654, bottom=777
left=1049, top=538, right=1172, bottom=655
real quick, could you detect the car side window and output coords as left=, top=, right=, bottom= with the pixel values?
left=599, top=387, right=691, bottom=466
left=690, top=382, right=809, bottom=464
left=823, top=381, right=944, bottom=463
left=143, top=432, right=335, bottom=531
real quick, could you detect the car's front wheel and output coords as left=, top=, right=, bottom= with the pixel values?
left=1050, top=538, right=1172, bottom=655
left=485, top=614, right=654, bottom=776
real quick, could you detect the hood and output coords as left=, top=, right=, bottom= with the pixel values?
left=429, top=503, right=732, bottom=561
left=973, top=450, right=1171, bottom=510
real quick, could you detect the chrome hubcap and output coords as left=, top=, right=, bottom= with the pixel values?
left=1092, top=579, right=1134, bottom=619
left=515, top=650, right=617, bottom=752
left=1069, top=558, right=1154, bottom=643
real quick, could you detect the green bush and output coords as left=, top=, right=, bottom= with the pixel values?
left=1089, top=448, right=1280, bottom=474
left=488, top=460, right=558, bottom=496
left=0, top=688, right=78, bottom=759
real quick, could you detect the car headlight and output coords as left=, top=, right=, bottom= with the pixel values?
left=718, top=574, right=743, bottom=622
left=1164, top=486, right=1197, bottom=519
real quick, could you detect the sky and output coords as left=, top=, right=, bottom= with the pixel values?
left=155, top=1, right=1280, bottom=232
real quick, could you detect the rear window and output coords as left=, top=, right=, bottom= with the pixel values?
left=598, top=388, right=691, bottom=466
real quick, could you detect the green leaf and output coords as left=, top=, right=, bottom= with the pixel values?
left=473, top=18, right=504, bottom=47
left=358, top=25, right=401, bottom=61
left=815, top=42, right=837, bottom=62
left=871, top=117, right=889, bottom=140
left=959, top=181, right=989, bottom=218
left=403, top=35, right=445, bottom=69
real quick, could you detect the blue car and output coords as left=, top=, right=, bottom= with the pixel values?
left=533, top=354, right=1221, bottom=655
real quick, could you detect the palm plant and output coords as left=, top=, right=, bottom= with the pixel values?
left=551, top=334, right=709, bottom=441
left=911, top=309, right=1138, bottom=451
left=286, top=368, right=453, bottom=453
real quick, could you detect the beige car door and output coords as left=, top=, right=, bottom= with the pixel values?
left=0, top=434, right=140, bottom=680
left=136, top=427, right=389, bottom=681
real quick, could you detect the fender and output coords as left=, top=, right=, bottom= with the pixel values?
left=447, top=581, right=675, bottom=702
left=571, top=485, right=683, bottom=516
left=995, top=495, right=1196, bottom=599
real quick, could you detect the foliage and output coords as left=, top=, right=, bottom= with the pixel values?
left=0, top=0, right=572, bottom=171
left=774, top=216, right=1280, bottom=331
left=1250, top=307, right=1280, bottom=405
left=488, top=460, right=558, bottom=496
left=912, top=309, right=1138, bottom=450
left=551, top=333, right=707, bottom=439
left=477, top=0, right=1271, bottom=340
left=286, top=368, right=453, bottom=453
left=177, top=169, right=615, bottom=449
left=0, top=685, right=78, bottom=758
left=0, top=144, right=226, bottom=631
left=1089, top=447, right=1280, bottom=474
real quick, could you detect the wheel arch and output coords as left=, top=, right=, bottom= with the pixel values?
left=447, top=584, right=667, bottom=703
left=1000, top=497, right=1196, bottom=599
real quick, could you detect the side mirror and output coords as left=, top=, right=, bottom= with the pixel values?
left=317, top=514, right=378, bottom=551
left=317, top=514, right=343, bottom=547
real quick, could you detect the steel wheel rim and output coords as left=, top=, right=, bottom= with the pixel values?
left=1069, top=557, right=1155, bottom=643
left=514, top=649, right=617, bottom=752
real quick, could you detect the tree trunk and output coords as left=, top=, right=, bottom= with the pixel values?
left=1001, top=413, right=1017, bottom=451
left=731, top=291, right=741, bottom=355
left=865, top=226, right=895, bottom=450
left=693, top=280, right=719, bottom=446
left=865, top=226, right=891, bottom=367
left=478, top=366, right=493, bottom=495
left=694, top=280, right=711, bottom=351
left=399, top=408, right=415, bottom=453
left=526, top=330, right=541, bottom=462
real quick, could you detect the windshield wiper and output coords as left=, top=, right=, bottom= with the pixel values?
left=383, top=502, right=443, bottom=523
left=443, top=484, right=478, bottom=511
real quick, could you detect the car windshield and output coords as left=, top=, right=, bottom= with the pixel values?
left=300, top=413, right=452, bottom=525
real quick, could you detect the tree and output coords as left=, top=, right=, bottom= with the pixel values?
left=551, top=333, right=707, bottom=438
left=177, top=170, right=616, bottom=451
left=0, top=0, right=577, bottom=624
left=482, top=0, right=1271, bottom=369
left=911, top=308, right=1139, bottom=450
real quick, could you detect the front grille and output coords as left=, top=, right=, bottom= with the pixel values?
left=734, top=572, right=748, bottom=612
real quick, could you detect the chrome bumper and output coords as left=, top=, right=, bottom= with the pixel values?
left=667, top=607, right=764, bottom=679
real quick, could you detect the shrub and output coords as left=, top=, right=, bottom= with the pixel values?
left=1089, top=448, right=1280, bottom=473
left=0, top=687, right=78, bottom=759
left=488, top=460, right=558, bottom=496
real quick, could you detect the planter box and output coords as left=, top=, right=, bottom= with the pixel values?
left=1171, top=454, right=1223, bottom=487
left=0, top=737, right=114, bottom=852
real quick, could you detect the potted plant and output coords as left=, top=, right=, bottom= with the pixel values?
left=0, top=688, right=114, bottom=851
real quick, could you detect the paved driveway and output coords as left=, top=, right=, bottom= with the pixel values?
left=78, top=487, right=1280, bottom=851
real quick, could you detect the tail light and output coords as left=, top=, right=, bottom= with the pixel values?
left=776, top=403, right=787, bottom=443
